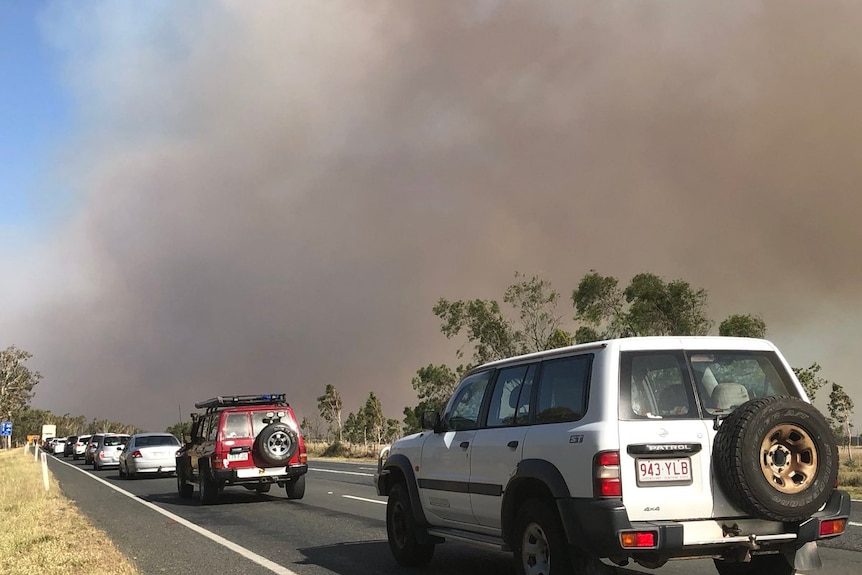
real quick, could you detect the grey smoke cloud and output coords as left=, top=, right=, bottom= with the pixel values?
left=4, top=1, right=861, bottom=430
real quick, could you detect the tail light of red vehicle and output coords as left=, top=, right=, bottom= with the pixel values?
left=594, top=451, right=621, bottom=498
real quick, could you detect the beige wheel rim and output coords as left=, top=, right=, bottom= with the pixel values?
left=759, top=423, right=818, bottom=494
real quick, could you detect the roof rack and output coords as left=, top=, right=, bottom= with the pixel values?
left=194, top=394, right=288, bottom=411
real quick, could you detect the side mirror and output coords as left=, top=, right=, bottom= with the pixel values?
left=421, top=411, right=444, bottom=433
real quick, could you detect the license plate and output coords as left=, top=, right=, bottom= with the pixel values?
left=636, top=458, right=692, bottom=485
left=227, top=452, right=248, bottom=461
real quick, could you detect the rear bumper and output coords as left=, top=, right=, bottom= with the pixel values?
left=558, top=489, right=851, bottom=561
left=130, top=462, right=177, bottom=474
left=211, top=463, right=308, bottom=485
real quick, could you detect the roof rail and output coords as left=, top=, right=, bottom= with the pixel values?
left=194, top=394, right=288, bottom=410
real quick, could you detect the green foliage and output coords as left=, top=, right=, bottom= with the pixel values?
left=362, top=392, right=386, bottom=445
left=719, top=314, right=767, bottom=338
left=165, top=421, right=191, bottom=441
left=1, top=345, right=42, bottom=422
left=316, top=384, right=343, bottom=443
left=793, top=363, right=828, bottom=401
left=828, top=382, right=854, bottom=459
left=433, top=298, right=519, bottom=365
left=342, top=411, right=364, bottom=445
left=573, top=271, right=712, bottom=338
left=402, top=364, right=459, bottom=433
left=503, top=272, right=572, bottom=352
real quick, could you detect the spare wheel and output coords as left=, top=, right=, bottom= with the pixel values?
left=713, top=395, right=838, bottom=522
left=254, top=423, right=298, bottom=466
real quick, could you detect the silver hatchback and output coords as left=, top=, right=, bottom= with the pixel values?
left=119, top=433, right=181, bottom=479
left=92, top=434, right=130, bottom=470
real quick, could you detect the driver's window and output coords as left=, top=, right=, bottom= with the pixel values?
left=446, top=371, right=492, bottom=431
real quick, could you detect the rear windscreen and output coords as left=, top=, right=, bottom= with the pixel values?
left=620, top=350, right=798, bottom=420
left=136, top=436, right=180, bottom=447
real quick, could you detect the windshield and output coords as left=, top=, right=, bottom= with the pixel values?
left=620, top=350, right=798, bottom=420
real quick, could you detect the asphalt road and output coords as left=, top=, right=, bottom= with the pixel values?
left=42, top=450, right=862, bottom=575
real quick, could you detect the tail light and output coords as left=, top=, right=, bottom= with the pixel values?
left=99, top=452, right=105, bottom=459
left=620, top=530, right=658, bottom=549
left=819, top=519, right=846, bottom=537
left=594, top=451, right=621, bottom=497
left=131, top=450, right=142, bottom=458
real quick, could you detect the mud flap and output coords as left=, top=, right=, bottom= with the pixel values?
left=793, top=542, right=822, bottom=571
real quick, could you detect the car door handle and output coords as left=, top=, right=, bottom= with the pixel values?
left=460, top=441, right=470, bottom=449
left=507, top=440, right=519, bottom=449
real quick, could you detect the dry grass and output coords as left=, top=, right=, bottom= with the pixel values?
left=305, top=440, right=381, bottom=461
left=0, top=449, right=141, bottom=575
left=838, top=445, right=862, bottom=499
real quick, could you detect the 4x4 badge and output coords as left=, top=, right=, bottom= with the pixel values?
left=658, top=428, right=669, bottom=437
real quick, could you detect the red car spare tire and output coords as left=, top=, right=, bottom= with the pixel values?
left=254, top=423, right=298, bottom=466
left=713, top=395, right=838, bottom=522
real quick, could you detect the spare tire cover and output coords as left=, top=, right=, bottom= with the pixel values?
left=713, top=395, right=838, bottom=522
left=254, top=423, right=298, bottom=466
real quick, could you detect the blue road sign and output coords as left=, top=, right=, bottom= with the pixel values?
left=0, top=421, right=12, bottom=436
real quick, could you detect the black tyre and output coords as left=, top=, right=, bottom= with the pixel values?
left=386, top=483, right=434, bottom=566
left=198, top=460, right=219, bottom=505
left=514, top=498, right=573, bottom=575
left=714, top=554, right=795, bottom=575
left=254, top=423, right=298, bottom=466
left=713, top=396, right=838, bottom=522
left=285, top=475, right=306, bottom=500
left=176, top=459, right=194, bottom=499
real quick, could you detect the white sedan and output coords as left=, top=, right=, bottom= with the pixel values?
left=119, top=433, right=181, bottom=479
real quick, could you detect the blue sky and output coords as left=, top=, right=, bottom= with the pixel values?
left=0, top=1, right=70, bottom=242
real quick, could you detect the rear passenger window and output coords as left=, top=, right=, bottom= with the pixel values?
left=223, top=413, right=251, bottom=438
left=206, top=415, right=219, bottom=441
left=486, top=365, right=535, bottom=427
left=620, top=352, right=693, bottom=419
left=535, top=355, right=592, bottom=424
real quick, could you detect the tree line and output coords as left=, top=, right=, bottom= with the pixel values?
left=1, top=270, right=855, bottom=457
left=310, top=270, right=856, bottom=458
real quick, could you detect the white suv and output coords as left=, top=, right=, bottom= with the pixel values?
left=376, top=337, right=850, bottom=575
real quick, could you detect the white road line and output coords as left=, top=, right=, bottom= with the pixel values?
left=341, top=494, right=386, bottom=505
left=850, top=521, right=861, bottom=527
left=49, top=454, right=299, bottom=575
left=309, top=467, right=373, bottom=477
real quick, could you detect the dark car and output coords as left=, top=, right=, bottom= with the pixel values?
left=63, top=435, right=79, bottom=458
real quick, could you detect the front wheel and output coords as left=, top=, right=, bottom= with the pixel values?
left=514, top=499, right=573, bottom=575
left=714, top=554, right=795, bottom=575
left=386, top=483, right=434, bottom=566
left=285, top=475, right=306, bottom=500
left=176, top=461, right=194, bottom=499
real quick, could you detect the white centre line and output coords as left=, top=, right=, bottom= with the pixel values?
left=309, top=467, right=373, bottom=477
left=342, top=494, right=386, bottom=505
left=49, top=453, right=299, bottom=575
left=849, top=521, right=861, bottom=527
